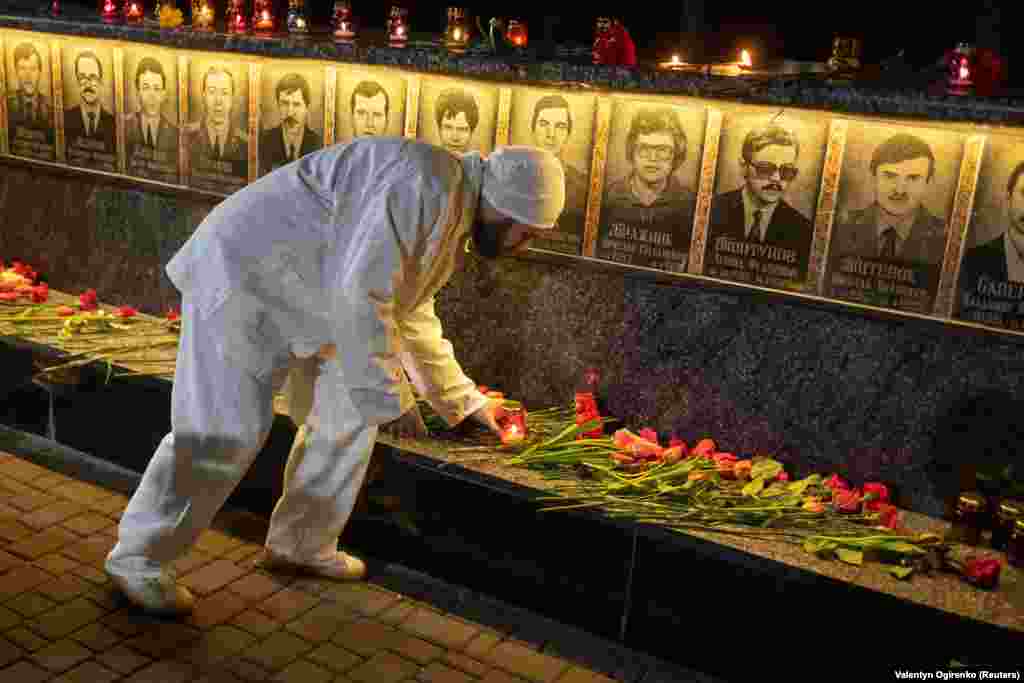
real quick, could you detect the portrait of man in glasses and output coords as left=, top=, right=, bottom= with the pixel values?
left=599, top=106, right=697, bottom=271
left=708, top=124, right=812, bottom=256
left=64, top=49, right=117, bottom=171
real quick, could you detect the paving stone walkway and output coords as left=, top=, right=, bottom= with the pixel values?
left=0, top=449, right=721, bottom=683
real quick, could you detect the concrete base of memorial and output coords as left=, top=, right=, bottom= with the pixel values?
left=1, top=339, right=1021, bottom=678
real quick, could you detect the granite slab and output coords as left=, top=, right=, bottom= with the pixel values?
left=3, top=10, right=1024, bottom=125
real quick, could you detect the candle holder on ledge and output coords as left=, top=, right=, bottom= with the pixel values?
left=123, top=0, right=144, bottom=24
left=49, top=0, right=60, bottom=17
left=252, top=0, right=276, bottom=35
left=332, top=1, right=357, bottom=43
left=226, top=0, right=247, bottom=34
left=505, top=19, right=527, bottom=49
left=444, top=7, right=469, bottom=54
left=100, top=0, right=121, bottom=23
left=827, top=36, right=862, bottom=76
left=947, top=42, right=974, bottom=96
left=190, top=0, right=214, bottom=30
left=386, top=5, right=408, bottom=48
left=286, top=0, right=309, bottom=35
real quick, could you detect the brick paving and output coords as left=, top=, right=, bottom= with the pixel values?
left=0, top=450, right=717, bottom=682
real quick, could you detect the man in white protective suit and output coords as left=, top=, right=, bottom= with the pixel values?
left=104, top=136, right=566, bottom=615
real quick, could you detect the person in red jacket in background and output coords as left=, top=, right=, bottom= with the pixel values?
left=592, top=15, right=637, bottom=67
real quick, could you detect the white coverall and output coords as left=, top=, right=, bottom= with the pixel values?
left=107, top=138, right=491, bottom=574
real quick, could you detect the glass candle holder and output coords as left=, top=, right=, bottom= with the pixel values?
left=332, top=1, right=357, bottom=42
left=50, top=0, right=61, bottom=16
left=123, top=0, right=145, bottom=24
left=253, top=0, right=275, bottom=34
left=444, top=7, right=469, bottom=54
left=387, top=5, right=408, bottom=48
left=498, top=406, right=528, bottom=445
left=226, top=0, right=247, bottom=33
left=100, top=0, right=120, bottom=23
left=190, top=0, right=214, bottom=30
left=287, top=0, right=308, bottom=34
left=947, top=42, right=974, bottom=95
left=505, top=19, right=527, bottom=48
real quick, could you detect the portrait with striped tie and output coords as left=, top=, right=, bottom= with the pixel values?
left=185, top=58, right=249, bottom=194
left=824, top=122, right=963, bottom=314
left=62, top=44, right=117, bottom=173
left=258, top=63, right=324, bottom=177
left=704, top=111, right=827, bottom=292
left=124, top=48, right=178, bottom=185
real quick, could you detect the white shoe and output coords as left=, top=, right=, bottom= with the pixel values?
left=105, top=561, right=195, bottom=616
left=256, top=549, right=367, bottom=581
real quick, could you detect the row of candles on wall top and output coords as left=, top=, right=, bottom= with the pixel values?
left=98, top=0, right=294, bottom=34
left=94, top=0, right=529, bottom=48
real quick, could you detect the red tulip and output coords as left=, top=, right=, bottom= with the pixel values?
left=0, top=292, right=19, bottom=301
left=963, top=556, right=1001, bottom=590
left=834, top=488, right=863, bottom=513
left=30, top=284, right=49, bottom=303
left=638, top=428, right=660, bottom=446
left=692, top=438, right=716, bottom=457
left=825, top=474, right=849, bottom=491
left=115, top=306, right=137, bottom=318
left=875, top=503, right=900, bottom=529
left=166, top=307, right=181, bottom=322
left=56, top=305, right=75, bottom=316
left=863, top=482, right=890, bottom=511
left=775, top=471, right=790, bottom=482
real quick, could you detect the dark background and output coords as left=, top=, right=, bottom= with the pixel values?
left=26, top=0, right=1010, bottom=68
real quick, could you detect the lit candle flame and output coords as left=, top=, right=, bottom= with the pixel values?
left=671, top=54, right=680, bottom=64
left=453, top=28, right=461, bottom=40
left=959, top=60, right=969, bottom=80
left=296, top=17, right=305, bottom=27
left=740, top=49, right=752, bottom=67
left=262, top=10, right=269, bottom=19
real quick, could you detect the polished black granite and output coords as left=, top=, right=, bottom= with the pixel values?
left=3, top=9, right=1024, bottom=124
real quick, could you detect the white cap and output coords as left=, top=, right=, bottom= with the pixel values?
left=481, top=146, right=566, bottom=229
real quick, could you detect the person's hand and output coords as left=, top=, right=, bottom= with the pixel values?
left=468, top=398, right=510, bottom=438
left=381, top=405, right=428, bottom=439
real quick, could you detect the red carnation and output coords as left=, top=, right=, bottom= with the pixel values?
left=962, top=556, right=1001, bottom=590
left=79, top=289, right=99, bottom=311
left=863, top=482, right=890, bottom=512
left=115, top=305, right=137, bottom=318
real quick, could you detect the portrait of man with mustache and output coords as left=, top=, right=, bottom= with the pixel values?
left=707, top=123, right=813, bottom=276
left=260, top=72, right=322, bottom=176
left=831, top=132, right=947, bottom=266
left=64, top=50, right=116, bottom=157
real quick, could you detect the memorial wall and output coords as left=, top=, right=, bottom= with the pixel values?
left=4, top=27, right=1024, bottom=337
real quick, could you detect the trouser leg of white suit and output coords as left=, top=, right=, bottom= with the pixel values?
left=106, top=295, right=289, bottom=578
left=264, top=353, right=376, bottom=563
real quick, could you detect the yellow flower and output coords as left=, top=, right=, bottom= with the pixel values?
left=159, top=5, right=184, bottom=28
left=802, top=497, right=825, bottom=513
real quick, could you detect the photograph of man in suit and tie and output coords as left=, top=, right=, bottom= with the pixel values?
left=64, top=49, right=117, bottom=171
left=508, top=92, right=595, bottom=255
left=6, top=41, right=55, bottom=160
left=706, top=123, right=814, bottom=282
left=831, top=132, right=948, bottom=265
left=259, top=72, right=322, bottom=176
left=186, top=62, right=248, bottom=192
left=125, top=55, right=178, bottom=183
left=825, top=128, right=960, bottom=313
left=957, top=149, right=1024, bottom=330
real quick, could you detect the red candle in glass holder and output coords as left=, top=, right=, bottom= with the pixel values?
left=191, top=0, right=214, bottom=30
left=50, top=0, right=61, bottom=16
left=498, top=408, right=528, bottom=445
left=124, top=0, right=144, bottom=23
left=253, top=0, right=275, bottom=33
left=387, top=5, right=408, bottom=48
left=100, top=0, right=120, bottom=23
left=505, top=19, right=527, bottom=48
left=226, top=0, right=247, bottom=33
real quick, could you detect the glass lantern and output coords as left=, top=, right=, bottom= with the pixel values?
left=123, top=0, right=145, bottom=24
left=287, top=0, right=309, bottom=35
left=947, top=42, right=974, bottom=95
left=332, top=1, right=357, bottom=42
left=444, top=7, right=469, bottom=54
left=190, top=0, right=214, bottom=30
left=505, top=19, right=527, bottom=48
left=253, top=0, right=275, bottom=34
left=387, top=5, right=409, bottom=48
left=100, top=0, right=121, bottom=23
left=226, top=0, right=247, bottom=33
